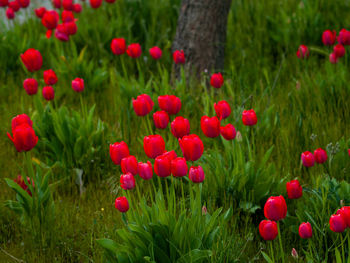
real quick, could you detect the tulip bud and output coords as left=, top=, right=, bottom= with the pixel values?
left=171, top=157, right=188, bottom=177
left=201, top=116, right=220, bottom=138
left=149, top=46, right=162, bottom=60
left=299, top=222, right=312, bottom=239
left=71, top=78, right=84, bottom=93
left=153, top=111, right=169, bottom=129
left=189, top=165, right=205, bottom=183
left=242, top=109, right=257, bottom=126
left=23, top=78, right=38, bottom=95
left=179, top=134, right=204, bottom=161
left=173, top=50, right=185, bottom=64
left=6, top=8, right=15, bottom=19
left=14, top=175, right=34, bottom=196
left=264, top=195, right=287, bottom=221
left=43, top=69, right=58, bottom=85
left=62, top=0, right=73, bottom=10
left=259, top=220, right=278, bottom=241
left=90, top=0, right=102, bottom=9
left=314, top=148, right=327, bottom=164
left=220, top=124, right=236, bottom=140
left=337, top=206, right=350, bottom=228
left=11, top=114, right=33, bottom=133
left=115, top=196, right=129, bottom=212
left=41, top=10, right=59, bottom=30
left=109, top=141, right=129, bottom=165
left=7, top=123, right=38, bottom=152
left=291, top=248, right=298, bottom=259
left=296, top=45, right=309, bottom=59
left=329, top=214, right=346, bottom=233
left=286, top=180, right=303, bottom=199
left=127, top=43, right=142, bottom=58
left=322, top=30, right=336, bottom=46
left=202, top=205, right=207, bottom=215
left=138, top=161, right=153, bottom=180
left=35, top=7, right=46, bottom=18
left=334, top=44, right=345, bottom=58
left=158, top=95, right=181, bottom=115
left=210, top=73, right=224, bottom=89
left=348, top=149, right=350, bottom=157
left=42, top=86, right=55, bottom=101
left=73, top=3, right=82, bottom=13
left=143, top=135, right=165, bottom=159
left=52, top=0, right=61, bottom=8
left=329, top=52, right=338, bottom=64
left=20, top=48, right=43, bottom=72
left=132, top=94, right=154, bottom=116
left=171, top=116, right=190, bottom=139
left=121, top=156, right=138, bottom=176
left=338, top=29, right=350, bottom=46
left=120, top=173, right=135, bottom=190
left=214, top=100, right=231, bottom=119
left=301, top=151, right=315, bottom=167
left=111, top=38, right=126, bottom=55
left=154, top=155, right=171, bottom=177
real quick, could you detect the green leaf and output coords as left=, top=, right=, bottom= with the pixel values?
left=261, top=251, right=274, bottom=263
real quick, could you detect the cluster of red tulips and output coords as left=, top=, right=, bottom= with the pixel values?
left=301, top=147, right=327, bottom=167
left=297, top=28, right=350, bottom=64
left=1, top=0, right=30, bottom=20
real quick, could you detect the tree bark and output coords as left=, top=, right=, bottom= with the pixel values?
left=172, top=0, right=232, bottom=77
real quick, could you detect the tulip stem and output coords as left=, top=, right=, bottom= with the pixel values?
left=308, top=240, right=313, bottom=259
left=120, top=56, right=128, bottom=80
left=269, top=242, right=275, bottom=262
left=341, top=234, right=345, bottom=263
left=181, top=178, right=185, bottom=213
left=79, top=94, right=87, bottom=119
left=347, top=231, right=350, bottom=263
left=277, top=222, right=285, bottom=263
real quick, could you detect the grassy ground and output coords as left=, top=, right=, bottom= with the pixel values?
left=1, top=0, right=350, bottom=262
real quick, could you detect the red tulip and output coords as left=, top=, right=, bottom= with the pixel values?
left=8, top=1, right=20, bottom=12
left=296, top=45, right=309, bottom=59
left=154, top=155, right=171, bottom=177
left=11, top=114, right=32, bottom=133
left=322, top=30, right=336, bottom=45
left=334, top=44, right=345, bottom=58
left=179, top=134, right=204, bottom=161
left=73, top=3, right=82, bottom=13
left=18, top=0, right=29, bottom=8
left=65, top=21, right=77, bottom=36
left=43, top=69, right=58, bottom=85
left=23, top=78, right=38, bottom=96
left=210, top=73, right=224, bottom=89
left=330, top=214, right=346, bottom=233
left=259, top=220, right=278, bottom=241
left=189, top=165, right=204, bottom=183
left=42, top=10, right=59, bottom=30
left=264, top=195, right=287, bottom=221
left=52, top=0, right=61, bottom=8
left=158, top=95, right=181, bottom=115
left=149, top=46, right=162, bottom=60
left=301, top=151, right=315, bottom=167
left=299, top=222, right=312, bottom=239
left=337, top=207, right=350, bottom=228
left=61, top=10, right=74, bottom=22
left=42, top=86, right=55, bottom=101
left=171, top=157, right=188, bottom=177
left=127, top=43, right=142, bottom=58
left=220, top=124, right=236, bottom=140
left=72, top=78, right=84, bottom=93
left=62, top=0, right=73, bottom=10
left=6, top=8, right=15, bottom=19
left=161, top=150, right=177, bottom=161
left=329, top=52, right=338, bottom=64
left=109, top=141, right=129, bottom=165
left=115, top=196, right=129, bottom=212
left=55, top=24, right=69, bottom=41
left=242, top=109, right=257, bottom=126
left=348, top=149, right=350, bottom=157
left=214, top=100, right=231, bottom=119
left=90, top=0, right=102, bottom=8
left=173, top=50, right=185, bottom=64
left=0, top=0, right=8, bottom=7
left=314, top=148, right=327, bottom=164
left=20, top=48, right=43, bottom=72
left=105, top=0, right=116, bottom=3
left=7, top=123, right=38, bottom=152
left=121, top=155, right=138, bottom=176
left=338, top=29, right=350, bottom=46
left=120, top=172, right=135, bottom=190
left=201, top=116, right=220, bottom=138
left=286, top=180, right=302, bottom=199
left=143, top=135, right=165, bottom=159
left=14, top=175, right=34, bottom=196
left=35, top=7, right=46, bottom=18
left=171, top=116, right=190, bottom=139
left=138, top=161, right=153, bottom=180
left=111, top=38, right=126, bottom=55
left=132, top=94, right=154, bottom=116
left=153, top=111, right=169, bottom=129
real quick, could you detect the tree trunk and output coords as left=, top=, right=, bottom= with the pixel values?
left=172, top=0, right=232, bottom=77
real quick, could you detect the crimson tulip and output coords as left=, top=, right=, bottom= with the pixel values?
left=179, top=134, right=204, bottom=161
left=171, top=116, right=190, bottom=139
left=121, top=155, right=138, bottom=176
left=65, top=22, right=77, bottom=36
left=322, top=30, right=336, bottom=45
left=42, top=86, right=55, bottom=101
left=120, top=173, right=135, bottom=190
left=115, top=196, right=129, bottom=212
left=214, top=100, right=231, bottom=119
left=20, top=48, right=43, bottom=72
left=299, top=222, right=312, bottom=239
left=173, top=50, right=185, bottom=64
left=6, top=8, right=15, bottom=19
left=90, top=0, right=102, bottom=8
left=338, top=29, right=350, bottom=45
left=8, top=1, right=20, bottom=12
left=334, top=44, right=345, bottom=58
left=138, top=161, right=153, bottom=180
left=72, top=78, right=84, bottom=93
left=23, top=78, right=38, bottom=95
left=73, top=3, right=82, bottom=13
left=259, top=220, right=278, bottom=241
left=242, top=109, right=257, bottom=126
left=143, top=135, right=165, bottom=159
left=329, top=52, right=338, bottom=64
left=111, top=38, right=126, bottom=55
left=301, top=151, right=315, bottom=167
left=220, top=124, right=236, bottom=140
left=264, top=195, right=287, bottom=221
left=149, top=46, right=162, bottom=60
left=18, top=0, right=29, bottom=8
left=286, top=180, right=302, bottom=199
left=201, top=116, right=220, bottom=138
left=11, top=114, right=32, bottom=133
left=314, top=148, right=327, bottom=164
left=210, top=73, right=224, bottom=89
left=189, top=165, right=204, bottom=183
left=337, top=207, right=350, bottom=228
left=154, top=155, right=171, bottom=177
left=132, top=94, right=154, bottom=116
left=105, top=0, right=116, bottom=3
left=127, top=43, right=142, bottom=58
left=52, top=0, right=61, bottom=8
left=296, top=45, right=309, bottom=59
left=41, top=10, right=59, bottom=30
left=171, top=157, right=188, bottom=177
left=35, top=7, right=46, bottom=18
left=62, top=0, right=73, bottom=10
left=0, top=0, right=8, bottom=7
left=109, top=141, right=129, bottom=165
left=14, top=175, right=34, bottom=196
left=7, top=123, right=38, bottom=152
left=158, top=95, right=181, bottom=115
left=153, top=111, right=169, bottom=129
left=61, top=10, right=74, bottom=22
left=330, top=214, right=346, bottom=233
left=43, top=69, right=58, bottom=85
left=161, top=150, right=177, bottom=161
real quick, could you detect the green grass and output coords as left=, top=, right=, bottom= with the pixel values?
left=1, top=0, right=350, bottom=262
